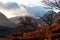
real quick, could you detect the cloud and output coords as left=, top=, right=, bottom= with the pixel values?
left=0, top=2, right=50, bottom=18
left=0, top=5, right=31, bottom=18
left=0, top=2, right=20, bottom=9
left=5, top=2, right=20, bottom=9
left=0, top=2, right=21, bottom=18
left=22, top=5, right=50, bottom=17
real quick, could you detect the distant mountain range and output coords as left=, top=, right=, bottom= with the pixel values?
left=9, top=10, right=60, bottom=30
left=9, top=10, right=57, bottom=24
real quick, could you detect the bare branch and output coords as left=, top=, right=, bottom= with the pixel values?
left=42, top=0, right=60, bottom=9
left=54, top=0, right=60, bottom=8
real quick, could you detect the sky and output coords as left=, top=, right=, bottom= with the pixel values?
left=0, top=0, right=42, bottom=6
left=0, top=0, right=44, bottom=18
left=0, top=0, right=57, bottom=19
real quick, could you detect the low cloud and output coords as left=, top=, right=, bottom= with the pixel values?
left=22, top=5, right=49, bottom=17
left=0, top=2, right=20, bottom=9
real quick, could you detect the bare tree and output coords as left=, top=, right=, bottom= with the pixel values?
left=40, top=11, right=56, bottom=27
left=42, top=0, right=60, bottom=9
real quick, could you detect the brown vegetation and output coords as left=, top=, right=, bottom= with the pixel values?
left=4, top=20, right=60, bottom=40
left=4, top=12, right=60, bottom=40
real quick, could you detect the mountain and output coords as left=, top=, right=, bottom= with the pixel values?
left=9, top=16, right=38, bottom=32
left=9, top=10, right=58, bottom=24
left=9, top=16, right=20, bottom=24
left=0, top=12, right=18, bottom=28
left=0, top=12, right=18, bottom=38
left=36, top=10, right=57, bottom=23
left=9, top=10, right=56, bottom=24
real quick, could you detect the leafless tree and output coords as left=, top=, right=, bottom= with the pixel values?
left=40, top=11, right=56, bottom=27
left=42, top=0, right=60, bottom=9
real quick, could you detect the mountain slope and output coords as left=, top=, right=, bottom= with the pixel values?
left=0, top=12, right=18, bottom=38
left=0, top=12, right=18, bottom=28
left=9, top=16, right=20, bottom=24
